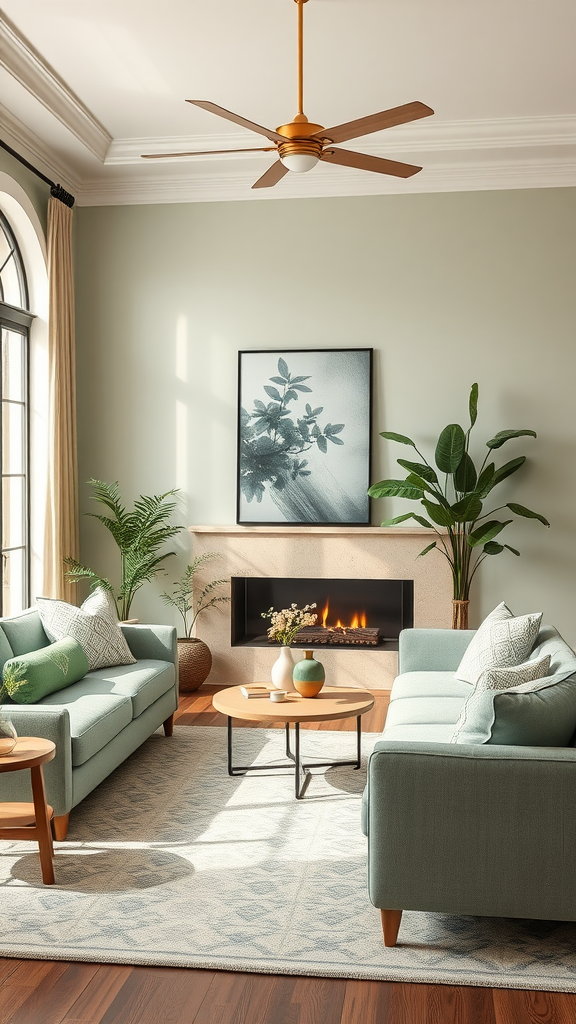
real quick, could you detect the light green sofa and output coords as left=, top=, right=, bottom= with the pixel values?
left=363, top=624, right=576, bottom=946
left=0, top=608, right=178, bottom=839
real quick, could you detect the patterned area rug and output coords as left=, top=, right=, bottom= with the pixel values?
left=2, top=725, right=576, bottom=991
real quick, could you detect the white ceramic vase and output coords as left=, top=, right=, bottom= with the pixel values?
left=271, top=646, right=296, bottom=691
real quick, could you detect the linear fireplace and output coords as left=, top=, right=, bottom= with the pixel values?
left=231, top=577, right=414, bottom=651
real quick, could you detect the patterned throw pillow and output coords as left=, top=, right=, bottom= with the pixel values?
left=451, top=654, right=551, bottom=743
left=455, top=602, right=542, bottom=685
left=36, top=588, right=136, bottom=671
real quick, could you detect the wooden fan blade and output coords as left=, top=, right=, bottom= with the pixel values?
left=251, top=161, right=290, bottom=189
left=321, top=147, right=422, bottom=178
left=312, top=101, right=434, bottom=145
left=141, top=147, right=276, bottom=159
left=186, top=100, right=286, bottom=143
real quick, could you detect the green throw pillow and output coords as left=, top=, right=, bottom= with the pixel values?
left=451, top=672, right=576, bottom=746
left=0, top=636, right=89, bottom=704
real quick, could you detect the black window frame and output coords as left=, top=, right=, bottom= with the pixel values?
left=0, top=210, right=34, bottom=615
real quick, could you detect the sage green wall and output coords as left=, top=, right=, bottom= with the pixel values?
left=75, top=188, right=576, bottom=638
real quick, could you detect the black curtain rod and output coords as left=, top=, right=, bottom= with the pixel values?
left=0, top=138, right=75, bottom=208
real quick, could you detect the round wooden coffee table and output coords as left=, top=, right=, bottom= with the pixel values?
left=0, top=737, right=56, bottom=884
left=212, top=685, right=375, bottom=798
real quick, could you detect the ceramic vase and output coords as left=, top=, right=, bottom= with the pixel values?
left=292, top=650, right=325, bottom=698
left=0, top=715, right=17, bottom=755
left=271, top=646, right=296, bottom=691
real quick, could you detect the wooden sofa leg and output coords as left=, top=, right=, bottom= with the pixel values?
left=381, top=909, right=403, bottom=947
left=53, top=813, right=70, bottom=841
left=163, top=714, right=174, bottom=737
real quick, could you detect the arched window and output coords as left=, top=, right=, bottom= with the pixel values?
left=0, top=210, right=33, bottom=614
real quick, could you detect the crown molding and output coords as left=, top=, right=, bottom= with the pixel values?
left=89, top=114, right=576, bottom=205
left=106, top=115, right=576, bottom=166
left=0, top=102, right=80, bottom=194
left=0, top=12, right=111, bottom=162
left=77, top=155, right=576, bottom=207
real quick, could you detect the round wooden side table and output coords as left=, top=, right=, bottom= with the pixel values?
left=0, top=737, right=56, bottom=885
left=212, top=685, right=375, bottom=799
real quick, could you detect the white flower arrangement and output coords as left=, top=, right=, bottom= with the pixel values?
left=262, top=603, right=318, bottom=646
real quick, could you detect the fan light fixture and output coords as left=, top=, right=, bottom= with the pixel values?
left=280, top=152, right=318, bottom=173
left=142, top=0, right=434, bottom=190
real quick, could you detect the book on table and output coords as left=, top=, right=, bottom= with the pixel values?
left=240, top=685, right=270, bottom=699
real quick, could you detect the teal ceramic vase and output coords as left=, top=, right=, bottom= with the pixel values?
left=293, top=650, right=325, bottom=698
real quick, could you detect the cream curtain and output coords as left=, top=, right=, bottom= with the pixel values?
left=43, top=195, right=79, bottom=601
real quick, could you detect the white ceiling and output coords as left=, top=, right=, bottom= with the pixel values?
left=1, top=0, right=575, bottom=205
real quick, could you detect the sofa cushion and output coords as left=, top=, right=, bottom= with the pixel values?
left=377, top=723, right=457, bottom=744
left=385, top=694, right=467, bottom=731
left=390, top=671, right=472, bottom=703
left=455, top=602, right=542, bottom=685
left=83, top=660, right=176, bottom=718
left=1, top=637, right=89, bottom=704
left=0, top=608, right=49, bottom=657
left=37, top=589, right=136, bottom=670
left=39, top=680, right=133, bottom=766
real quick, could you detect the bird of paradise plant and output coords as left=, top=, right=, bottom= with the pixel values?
left=368, top=384, right=550, bottom=628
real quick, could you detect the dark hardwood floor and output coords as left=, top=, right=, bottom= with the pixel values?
left=1, top=685, right=574, bottom=1024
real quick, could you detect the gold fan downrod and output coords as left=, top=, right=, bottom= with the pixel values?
left=277, top=0, right=323, bottom=153
left=296, top=0, right=309, bottom=119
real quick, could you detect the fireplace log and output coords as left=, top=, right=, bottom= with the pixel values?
left=292, top=626, right=380, bottom=646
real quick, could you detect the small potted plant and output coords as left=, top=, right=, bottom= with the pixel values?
left=162, top=555, right=230, bottom=691
left=261, top=603, right=318, bottom=690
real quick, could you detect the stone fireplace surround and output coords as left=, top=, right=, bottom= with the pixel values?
left=189, top=526, right=452, bottom=690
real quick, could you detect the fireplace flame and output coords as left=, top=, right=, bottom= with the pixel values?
left=320, top=602, right=367, bottom=630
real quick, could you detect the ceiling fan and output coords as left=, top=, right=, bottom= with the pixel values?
left=142, top=0, right=434, bottom=189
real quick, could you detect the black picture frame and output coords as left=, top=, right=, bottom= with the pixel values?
left=237, top=348, right=373, bottom=526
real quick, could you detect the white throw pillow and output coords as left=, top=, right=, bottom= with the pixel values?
left=451, top=654, right=552, bottom=743
left=455, top=602, right=542, bottom=685
left=37, top=588, right=136, bottom=671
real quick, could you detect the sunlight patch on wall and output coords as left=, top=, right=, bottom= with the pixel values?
left=176, top=314, right=188, bottom=383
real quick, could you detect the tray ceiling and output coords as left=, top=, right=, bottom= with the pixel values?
left=1, top=0, right=575, bottom=205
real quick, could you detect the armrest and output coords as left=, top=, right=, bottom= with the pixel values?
left=366, top=741, right=576, bottom=920
left=0, top=706, right=72, bottom=816
left=398, top=628, right=476, bottom=673
left=120, top=624, right=177, bottom=665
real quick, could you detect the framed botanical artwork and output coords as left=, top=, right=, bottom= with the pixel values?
left=237, top=348, right=372, bottom=525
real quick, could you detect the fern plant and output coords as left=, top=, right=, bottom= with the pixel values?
left=65, top=479, right=181, bottom=620
left=161, top=554, right=230, bottom=638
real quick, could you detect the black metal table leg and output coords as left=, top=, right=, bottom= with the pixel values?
left=227, top=715, right=233, bottom=776
left=225, top=714, right=364, bottom=795
left=294, top=722, right=312, bottom=799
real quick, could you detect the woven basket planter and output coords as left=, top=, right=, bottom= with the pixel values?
left=177, top=637, right=212, bottom=692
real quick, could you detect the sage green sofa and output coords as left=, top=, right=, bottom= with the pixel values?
left=0, top=608, right=178, bottom=839
left=363, top=624, right=576, bottom=946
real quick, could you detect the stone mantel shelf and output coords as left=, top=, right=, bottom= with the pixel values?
left=189, top=524, right=452, bottom=689
left=189, top=525, right=437, bottom=536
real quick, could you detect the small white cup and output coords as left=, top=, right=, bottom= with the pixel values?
left=270, top=690, right=288, bottom=702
